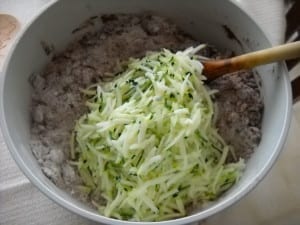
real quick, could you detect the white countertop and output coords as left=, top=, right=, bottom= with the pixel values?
left=0, top=1, right=299, bottom=225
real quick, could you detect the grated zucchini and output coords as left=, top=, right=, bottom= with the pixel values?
left=73, top=46, right=245, bottom=221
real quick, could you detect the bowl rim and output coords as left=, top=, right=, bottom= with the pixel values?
left=0, top=0, right=292, bottom=224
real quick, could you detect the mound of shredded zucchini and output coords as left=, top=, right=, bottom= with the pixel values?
left=72, top=45, right=245, bottom=221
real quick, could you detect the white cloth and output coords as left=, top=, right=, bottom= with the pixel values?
left=0, top=1, right=299, bottom=225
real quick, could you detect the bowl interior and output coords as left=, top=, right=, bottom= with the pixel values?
left=0, top=0, right=291, bottom=224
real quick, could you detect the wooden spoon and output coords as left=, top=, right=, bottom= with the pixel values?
left=202, top=41, right=300, bottom=80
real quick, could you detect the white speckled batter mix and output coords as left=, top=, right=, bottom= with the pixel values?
left=29, top=14, right=263, bottom=201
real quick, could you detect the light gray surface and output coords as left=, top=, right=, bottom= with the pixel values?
left=0, top=1, right=299, bottom=225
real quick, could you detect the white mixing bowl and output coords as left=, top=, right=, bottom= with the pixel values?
left=0, top=0, right=292, bottom=224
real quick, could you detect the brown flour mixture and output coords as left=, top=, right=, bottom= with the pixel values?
left=30, top=14, right=263, bottom=197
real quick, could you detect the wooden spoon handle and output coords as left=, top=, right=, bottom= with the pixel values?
left=203, top=41, right=300, bottom=80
